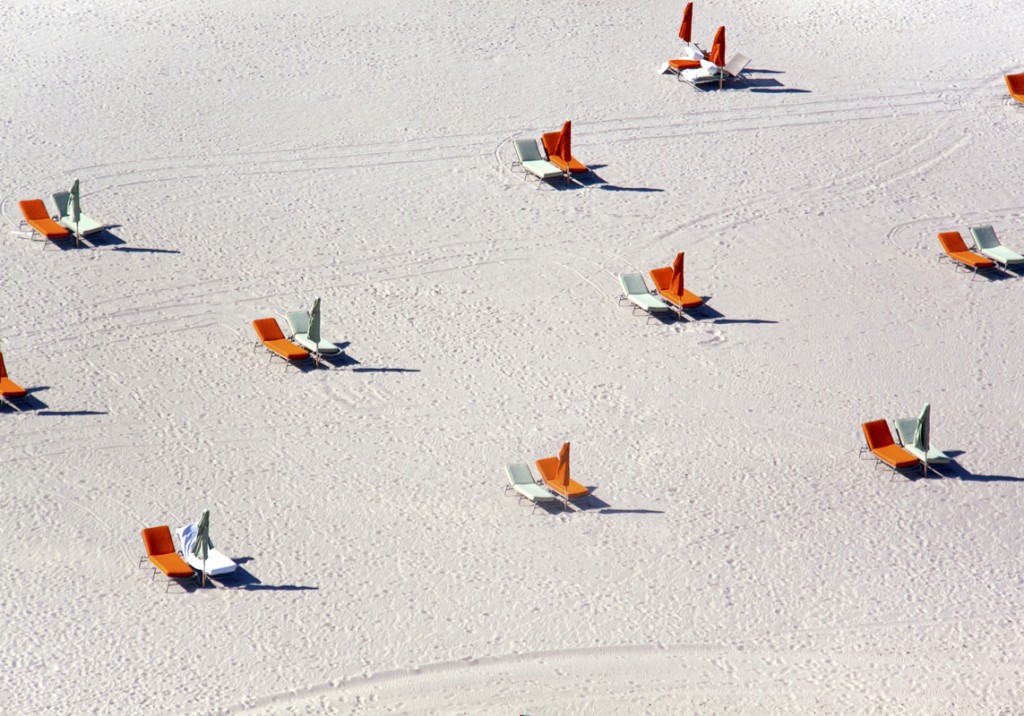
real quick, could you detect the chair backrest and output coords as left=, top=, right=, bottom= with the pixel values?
left=893, top=418, right=917, bottom=447
left=142, top=526, right=175, bottom=557
left=513, top=139, right=543, bottom=163
left=649, top=266, right=673, bottom=292
left=286, top=310, right=310, bottom=336
left=862, top=420, right=895, bottom=450
left=1007, top=74, right=1024, bottom=96
left=723, top=53, right=751, bottom=77
left=970, top=225, right=999, bottom=250
left=619, top=273, right=649, bottom=297
left=52, top=191, right=71, bottom=220
left=0, top=352, right=8, bottom=379
left=938, top=231, right=969, bottom=255
left=506, top=463, right=534, bottom=486
left=18, top=199, right=48, bottom=221
left=252, top=317, right=284, bottom=343
left=541, top=131, right=560, bottom=157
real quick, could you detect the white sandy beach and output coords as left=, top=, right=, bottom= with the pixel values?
left=2, top=0, right=1024, bottom=713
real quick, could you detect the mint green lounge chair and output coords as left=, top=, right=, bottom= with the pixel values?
left=504, top=463, right=556, bottom=509
left=512, top=139, right=565, bottom=183
left=618, top=273, right=671, bottom=319
left=893, top=417, right=950, bottom=465
left=51, top=191, right=105, bottom=236
left=970, top=225, right=1024, bottom=269
left=286, top=310, right=342, bottom=357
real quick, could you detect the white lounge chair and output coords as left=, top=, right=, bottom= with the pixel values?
left=51, top=191, right=105, bottom=235
left=893, top=418, right=951, bottom=466
left=286, top=311, right=342, bottom=357
left=504, top=463, right=556, bottom=509
left=970, top=225, right=1024, bottom=268
left=176, top=523, right=238, bottom=577
left=618, top=273, right=670, bottom=319
left=681, top=53, right=750, bottom=89
left=512, top=139, right=565, bottom=183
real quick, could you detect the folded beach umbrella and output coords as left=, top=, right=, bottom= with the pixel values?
left=670, top=252, right=686, bottom=298
left=707, top=25, right=725, bottom=67
left=191, top=510, right=211, bottom=587
left=557, top=441, right=571, bottom=492
left=67, top=179, right=82, bottom=247
left=554, top=121, right=573, bottom=169
left=308, top=297, right=323, bottom=366
left=678, top=1, right=693, bottom=44
left=913, top=403, right=931, bottom=478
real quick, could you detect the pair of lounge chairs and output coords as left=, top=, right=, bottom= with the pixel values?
left=861, top=418, right=950, bottom=476
left=0, top=352, right=28, bottom=409
left=938, top=226, right=1024, bottom=277
left=505, top=442, right=591, bottom=510
left=511, top=121, right=589, bottom=185
left=18, top=191, right=105, bottom=248
left=617, top=253, right=705, bottom=320
left=252, top=312, right=342, bottom=367
left=140, top=524, right=237, bottom=590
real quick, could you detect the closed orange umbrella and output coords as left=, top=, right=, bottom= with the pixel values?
left=678, top=2, right=693, bottom=44
left=670, top=252, right=685, bottom=297
left=707, top=25, right=725, bottom=67
left=554, top=121, right=572, bottom=167
left=556, top=442, right=571, bottom=492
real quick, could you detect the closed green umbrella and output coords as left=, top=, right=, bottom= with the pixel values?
left=191, top=510, right=212, bottom=586
left=308, top=297, right=322, bottom=366
left=67, top=179, right=82, bottom=247
left=913, top=403, right=931, bottom=478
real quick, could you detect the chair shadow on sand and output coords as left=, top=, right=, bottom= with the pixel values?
left=530, top=489, right=665, bottom=515
left=546, top=166, right=664, bottom=194
left=189, top=559, right=319, bottom=591
left=900, top=451, right=1024, bottom=483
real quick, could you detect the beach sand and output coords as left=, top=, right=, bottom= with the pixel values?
left=2, top=0, right=1023, bottom=713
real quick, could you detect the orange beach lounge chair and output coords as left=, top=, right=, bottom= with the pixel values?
left=860, top=420, right=919, bottom=473
left=18, top=199, right=71, bottom=246
left=252, top=317, right=309, bottom=364
left=541, top=121, right=588, bottom=174
left=649, top=252, right=704, bottom=315
left=937, top=231, right=996, bottom=277
left=140, top=525, right=195, bottom=589
left=0, top=352, right=28, bottom=406
left=536, top=442, right=590, bottom=504
left=1006, top=74, right=1024, bottom=105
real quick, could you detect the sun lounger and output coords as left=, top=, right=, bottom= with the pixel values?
left=512, top=139, right=564, bottom=182
left=140, top=525, right=195, bottom=589
left=618, top=273, right=670, bottom=318
left=969, top=225, right=1024, bottom=269
left=0, top=352, right=27, bottom=404
left=1006, top=74, right=1024, bottom=105
left=892, top=418, right=950, bottom=465
left=51, top=191, right=104, bottom=236
left=176, top=523, right=237, bottom=577
left=504, top=463, right=557, bottom=509
left=535, top=442, right=590, bottom=503
left=252, top=318, right=309, bottom=364
left=681, top=54, right=750, bottom=88
left=18, top=199, right=70, bottom=244
left=541, top=130, right=588, bottom=174
left=286, top=311, right=342, bottom=357
left=648, top=267, right=704, bottom=311
left=860, top=420, right=919, bottom=472
left=938, top=231, right=997, bottom=277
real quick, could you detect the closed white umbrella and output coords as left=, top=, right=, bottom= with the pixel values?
left=191, top=510, right=212, bottom=586
left=67, top=179, right=82, bottom=247
left=913, top=403, right=931, bottom=478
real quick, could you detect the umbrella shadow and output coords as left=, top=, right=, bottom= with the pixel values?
left=944, top=462, right=1024, bottom=483
left=37, top=409, right=107, bottom=416
left=713, top=317, right=779, bottom=325
left=550, top=169, right=664, bottom=194
left=337, top=352, right=421, bottom=374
